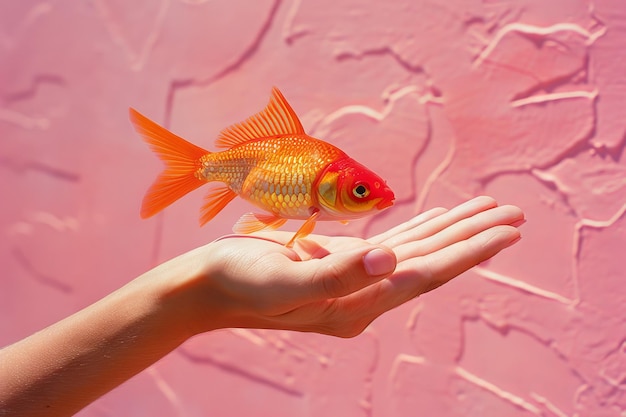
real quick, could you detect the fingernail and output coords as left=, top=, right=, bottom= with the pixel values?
left=511, top=218, right=527, bottom=227
left=363, top=248, right=396, bottom=277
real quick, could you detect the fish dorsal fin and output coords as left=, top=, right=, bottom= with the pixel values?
left=215, top=87, right=305, bottom=149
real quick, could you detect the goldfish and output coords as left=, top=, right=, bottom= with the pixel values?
left=129, top=87, right=395, bottom=246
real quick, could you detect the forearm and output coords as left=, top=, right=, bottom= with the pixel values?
left=0, top=259, right=197, bottom=417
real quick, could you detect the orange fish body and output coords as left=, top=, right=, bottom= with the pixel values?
left=130, top=88, right=394, bottom=246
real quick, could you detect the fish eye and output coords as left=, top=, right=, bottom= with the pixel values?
left=353, top=183, right=370, bottom=198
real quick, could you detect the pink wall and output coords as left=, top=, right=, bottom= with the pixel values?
left=1, top=1, right=625, bottom=416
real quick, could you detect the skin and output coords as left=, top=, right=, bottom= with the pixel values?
left=0, top=196, right=524, bottom=417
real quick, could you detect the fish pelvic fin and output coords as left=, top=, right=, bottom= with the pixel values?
left=129, top=108, right=208, bottom=219
left=286, top=210, right=320, bottom=248
left=233, top=212, right=288, bottom=234
left=215, top=87, right=305, bottom=149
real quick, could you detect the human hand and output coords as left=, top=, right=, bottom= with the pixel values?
left=0, top=197, right=522, bottom=417
left=172, top=196, right=523, bottom=337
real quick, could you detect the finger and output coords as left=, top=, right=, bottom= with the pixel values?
left=374, top=196, right=499, bottom=249
left=395, top=224, right=521, bottom=294
left=286, top=245, right=397, bottom=301
left=367, top=206, right=448, bottom=244
left=393, top=205, right=524, bottom=262
left=330, top=224, right=521, bottom=323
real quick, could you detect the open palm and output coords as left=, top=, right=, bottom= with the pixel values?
left=203, top=196, right=523, bottom=337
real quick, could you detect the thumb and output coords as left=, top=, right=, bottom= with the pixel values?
left=296, top=245, right=397, bottom=301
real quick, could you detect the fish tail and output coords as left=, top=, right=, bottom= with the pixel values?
left=129, top=108, right=209, bottom=219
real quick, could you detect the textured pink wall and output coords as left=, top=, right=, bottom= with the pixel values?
left=1, top=1, right=625, bottom=416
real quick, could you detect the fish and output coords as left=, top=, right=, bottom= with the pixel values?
left=129, top=87, right=395, bottom=247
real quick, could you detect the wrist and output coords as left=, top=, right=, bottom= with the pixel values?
left=141, top=243, right=231, bottom=337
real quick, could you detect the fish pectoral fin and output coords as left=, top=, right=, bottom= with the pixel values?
left=233, top=213, right=288, bottom=234
left=200, top=186, right=238, bottom=226
left=286, top=211, right=320, bottom=248
left=215, top=87, right=306, bottom=149
left=339, top=220, right=349, bottom=225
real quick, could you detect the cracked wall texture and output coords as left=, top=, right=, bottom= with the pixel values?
left=1, top=1, right=625, bottom=416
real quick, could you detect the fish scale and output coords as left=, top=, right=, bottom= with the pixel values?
left=199, top=136, right=344, bottom=218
